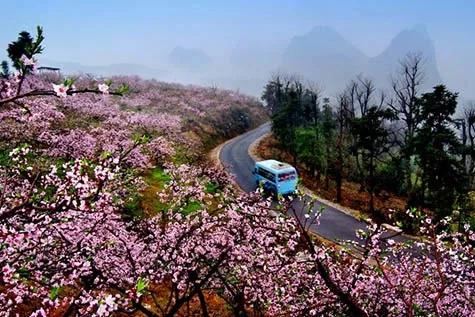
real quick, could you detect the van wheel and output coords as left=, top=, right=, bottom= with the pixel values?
left=264, top=184, right=277, bottom=198
left=270, top=186, right=277, bottom=197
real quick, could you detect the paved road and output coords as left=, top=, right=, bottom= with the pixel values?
left=220, top=122, right=373, bottom=243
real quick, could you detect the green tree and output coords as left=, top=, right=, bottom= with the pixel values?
left=413, top=85, right=466, bottom=219
left=261, top=75, right=284, bottom=115
left=299, top=86, right=323, bottom=179
left=321, top=98, right=336, bottom=189
left=351, top=106, right=395, bottom=215
left=265, top=77, right=314, bottom=166
left=0, top=61, right=9, bottom=78
left=331, top=93, right=352, bottom=202
left=344, top=77, right=382, bottom=188
left=270, top=82, right=300, bottom=165
left=7, top=26, right=44, bottom=73
left=295, top=125, right=326, bottom=180
left=4, top=26, right=44, bottom=96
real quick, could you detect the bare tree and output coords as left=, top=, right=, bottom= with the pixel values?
left=344, top=76, right=386, bottom=191
left=388, top=52, right=425, bottom=204
left=460, top=102, right=475, bottom=189
left=334, top=92, right=352, bottom=202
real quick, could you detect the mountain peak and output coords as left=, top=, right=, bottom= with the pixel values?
left=291, top=26, right=364, bottom=54
left=411, top=24, right=430, bottom=37
left=280, top=25, right=442, bottom=94
left=308, top=26, right=343, bottom=37
left=283, top=26, right=367, bottom=60
left=281, top=26, right=368, bottom=92
left=386, top=25, right=434, bottom=56
left=369, top=24, right=442, bottom=88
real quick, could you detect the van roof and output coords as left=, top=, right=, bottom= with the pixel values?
left=255, top=159, right=296, bottom=174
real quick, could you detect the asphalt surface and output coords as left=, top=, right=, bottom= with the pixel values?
left=220, top=122, right=373, bottom=243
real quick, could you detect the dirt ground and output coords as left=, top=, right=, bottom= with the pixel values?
left=256, top=134, right=407, bottom=223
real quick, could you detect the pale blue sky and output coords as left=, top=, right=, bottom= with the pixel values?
left=1, top=1, right=474, bottom=99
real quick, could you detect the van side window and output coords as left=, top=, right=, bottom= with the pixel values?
left=278, top=171, right=296, bottom=182
left=257, top=167, right=275, bottom=181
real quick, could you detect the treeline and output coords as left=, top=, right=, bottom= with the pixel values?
left=262, top=53, right=475, bottom=230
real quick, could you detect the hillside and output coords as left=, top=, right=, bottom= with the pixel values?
left=0, top=73, right=267, bottom=161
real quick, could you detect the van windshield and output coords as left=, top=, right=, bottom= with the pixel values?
left=278, top=171, right=296, bottom=182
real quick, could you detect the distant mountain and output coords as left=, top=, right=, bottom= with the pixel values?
left=280, top=25, right=443, bottom=94
left=39, top=59, right=165, bottom=79
left=369, top=25, right=442, bottom=89
left=38, top=26, right=444, bottom=99
left=281, top=26, right=369, bottom=91
left=229, top=41, right=284, bottom=74
left=168, top=46, right=212, bottom=71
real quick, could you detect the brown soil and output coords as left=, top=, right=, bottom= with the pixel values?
left=256, top=134, right=407, bottom=223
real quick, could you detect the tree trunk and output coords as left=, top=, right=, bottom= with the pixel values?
left=404, top=157, right=414, bottom=209
left=310, top=164, right=316, bottom=181
left=369, top=191, right=375, bottom=215
left=197, top=288, right=209, bottom=317
left=231, top=292, right=249, bottom=317
left=324, top=143, right=331, bottom=190
left=368, top=155, right=375, bottom=215
left=336, top=161, right=342, bottom=203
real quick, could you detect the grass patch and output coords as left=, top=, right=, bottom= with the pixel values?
left=124, top=194, right=143, bottom=218
left=153, top=198, right=202, bottom=215
left=205, top=181, right=220, bottom=194
left=149, top=167, right=171, bottom=185
left=154, top=200, right=171, bottom=213
left=140, top=167, right=171, bottom=217
left=0, top=148, right=10, bottom=166
left=140, top=167, right=220, bottom=217
left=142, top=167, right=203, bottom=216
left=181, top=200, right=203, bottom=215
left=171, top=146, right=196, bottom=165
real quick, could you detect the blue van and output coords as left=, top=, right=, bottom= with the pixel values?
left=253, top=159, right=298, bottom=195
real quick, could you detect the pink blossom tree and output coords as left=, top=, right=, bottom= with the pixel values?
left=0, top=26, right=473, bottom=317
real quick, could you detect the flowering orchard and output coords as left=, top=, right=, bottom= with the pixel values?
left=1, top=27, right=474, bottom=317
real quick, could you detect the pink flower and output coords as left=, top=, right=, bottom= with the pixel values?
left=104, top=294, right=116, bottom=307
left=20, top=54, right=36, bottom=67
left=31, top=308, right=47, bottom=317
left=2, top=264, right=12, bottom=275
left=98, top=83, right=109, bottom=94
left=13, top=71, right=22, bottom=83
left=52, top=83, right=69, bottom=98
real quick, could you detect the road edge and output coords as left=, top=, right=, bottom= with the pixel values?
left=248, top=132, right=365, bottom=219
left=208, top=134, right=245, bottom=194
left=248, top=131, right=405, bottom=234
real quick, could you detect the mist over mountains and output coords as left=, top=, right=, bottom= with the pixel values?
left=168, top=46, right=212, bottom=71
left=39, top=59, right=167, bottom=80
left=42, top=25, right=444, bottom=99
left=281, top=25, right=442, bottom=94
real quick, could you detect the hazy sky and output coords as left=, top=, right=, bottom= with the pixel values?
left=1, top=0, right=474, bottom=99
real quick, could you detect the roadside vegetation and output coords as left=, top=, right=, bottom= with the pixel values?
left=0, top=27, right=473, bottom=316
left=262, top=54, right=475, bottom=233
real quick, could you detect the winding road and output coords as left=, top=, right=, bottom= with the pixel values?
left=220, top=123, right=382, bottom=243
